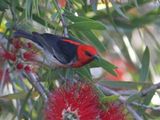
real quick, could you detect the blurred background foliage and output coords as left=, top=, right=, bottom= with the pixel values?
left=0, top=0, right=160, bottom=120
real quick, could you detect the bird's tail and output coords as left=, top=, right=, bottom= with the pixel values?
left=13, top=29, right=47, bottom=48
left=13, top=29, right=36, bottom=42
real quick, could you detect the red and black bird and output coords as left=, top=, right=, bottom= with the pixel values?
left=13, top=30, right=98, bottom=68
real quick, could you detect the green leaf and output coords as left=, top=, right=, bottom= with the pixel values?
left=94, top=57, right=117, bottom=76
left=73, top=0, right=84, bottom=5
left=16, top=6, right=55, bottom=30
left=25, top=0, right=33, bottom=19
left=34, top=0, right=40, bottom=16
left=32, top=14, right=55, bottom=29
left=65, top=68, right=75, bottom=80
left=0, top=12, right=5, bottom=25
left=140, top=47, right=150, bottom=82
left=18, top=89, right=33, bottom=119
left=76, top=66, right=92, bottom=80
left=136, top=90, right=156, bottom=115
left=0, top=100, right=15, bottom=113
left=82, top=30, right=106, bottom=52
left=111, top=2, right=129, bottom=19
left=143, top=90, right=155, bottom=105
left=127, top=88, right=155, bottom=103
left=0, top=91, right=39, bottom=100
left=127, top=94, right=141, bottom=103
left=100, top=95, right=119, bottom=103
left=131, top=12, right=160, bottom=28
left=66, top=14, right=94, bottom=22
left=99, top=80, right=152, bottom=89
left=69, top=21, right=106, bottom=30
left=0, top=0, right=8, bottom=11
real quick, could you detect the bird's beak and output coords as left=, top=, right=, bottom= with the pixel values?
left=93, top=55, right=99, bottom=60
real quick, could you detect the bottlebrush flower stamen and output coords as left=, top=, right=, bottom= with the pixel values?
left=23, top=51, right=38, bottom=61
left=16, top=63, right=24, bottom=70
left=27, top=42, right=33, bottom=48
left=24, top=65, right=32, bottom=73
left=12, top=38, right=23, bottom=49
left=45, top=84, right=100, bottom=120
left=2, top=51, right=16, bottom=61
left=100, top=104, right=126, bottom=120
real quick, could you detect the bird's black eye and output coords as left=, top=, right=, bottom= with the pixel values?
left=85, top=51, right=93, bottom=57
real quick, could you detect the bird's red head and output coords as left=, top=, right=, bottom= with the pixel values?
left=72, top=45, right=97, bottom=67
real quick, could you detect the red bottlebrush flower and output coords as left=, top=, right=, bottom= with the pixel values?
left=12, top=38, right=23, bottom=49
left=24, top=65, right=31, bottom=73
left=27, top=42, right=33, bottom=48
left=23, top=51, right=38, bottom=61
left=16, top=63, right=24, bottom=70
left=2, top=51, right=16, bottom=61
left=45, top=84, right=100, bottom=120
left=100, top=104, right=126, bottom=120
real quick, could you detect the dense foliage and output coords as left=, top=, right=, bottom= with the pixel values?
left=0, top=0, right=160, bottom=120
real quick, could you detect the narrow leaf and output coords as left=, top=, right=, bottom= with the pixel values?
left=99, top=80, right=152, bottom=89
left=143, top=90, right=155, bottom=105
left=111, top=2, right=129, bottom=19
left=0, top=12, right=5, bottom=25
left=100, top=95, right=119, bottom=103
left=96, top=57, right=117, bottom=76
left=69, top=21, right=106, bottom=30
left=16, top=6, right=55, bottom=30
left=127, top=94, right=141, bottom=103
left=140, top=47, right=150, bottom=82
left=0, top=0, right=8, bottom=11
left=66, top=14, right=94, bottom=22
left=82, top=30, right=106, bottom=52
left=76, top=66, right=92, bottom=80
left=25, top=0, right=33, bottom=19
left=0, top=91, right=39, bottom=100
left=32, top=14, right=55, bottom=29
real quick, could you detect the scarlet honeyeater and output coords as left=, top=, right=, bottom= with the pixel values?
left=13, top=30, right=98, bottom=68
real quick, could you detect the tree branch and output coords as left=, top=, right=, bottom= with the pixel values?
left=54, top=0, right=68, bottom=37
left=96, top=83, right=143, bottom=120
left=131, top=102, right=160, bottom=111
left=140, top=82, right=160, bottom=96
left=24, top=72, right=48, bottom=102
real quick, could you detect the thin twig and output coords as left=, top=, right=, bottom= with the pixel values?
left=54, top=0, right=68, bottom=37
left=19, top=73, right=33, bottom=112
left=131, top=102, right=160, bottom=111
left=60, top=13, right=68, bottom=37
left=0, top=64, right=8, bottom=93
left=117, top=90, right=138, bottom=96
left=10, top=76, right=21, bottom=117
left=96, top=83, right=143, bottom=120
left=24, top=72, right=48, bottom=102
left=126, top=105, right=143, bottom=120
left=140, top=82, right=160, bottom=96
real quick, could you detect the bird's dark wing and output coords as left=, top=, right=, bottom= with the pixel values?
left=13, top=30, right=78, bottom=64
left=38, top=33, right=78, bottom=64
